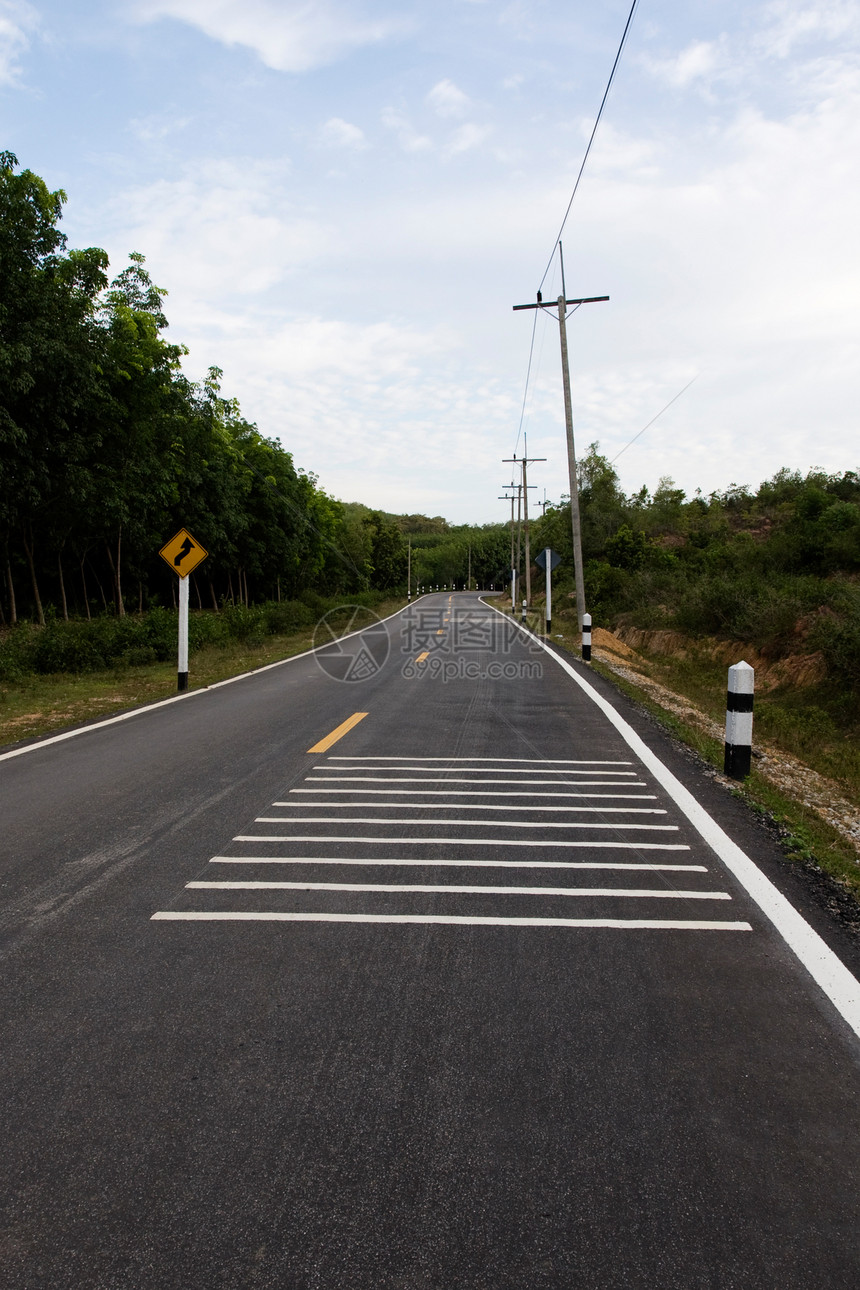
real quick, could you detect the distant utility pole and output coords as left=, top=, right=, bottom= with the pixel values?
left=503, top=437, right=544, bottom=608
left=499, top=488, right=517, bottom=604
left=407, top=537, right=412, bottom=601
left=513, top=257, right=608, bottom=630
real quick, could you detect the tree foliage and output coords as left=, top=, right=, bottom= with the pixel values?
left=0, top=155, right=379, bottom=626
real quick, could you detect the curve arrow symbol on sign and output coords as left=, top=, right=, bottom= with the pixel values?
left=174, top=538, right=194, bottom=568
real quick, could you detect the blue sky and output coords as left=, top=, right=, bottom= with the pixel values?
left=2, top=0, right=858, bottom=522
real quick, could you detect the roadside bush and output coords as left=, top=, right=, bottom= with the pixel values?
left=810, top=592, right=860, bottom=684
left=220, top=604, right=266, bottom=641
left=0, top=626, right=39, bottom=681
left=31, top=623, right=109, bottom=673
left=264, top=600, right=315, bottom=634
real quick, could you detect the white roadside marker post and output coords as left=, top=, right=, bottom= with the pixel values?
left=582, top=613, right=592, bottom=662
left=545, top=548, right=552, bottom=636
left=521, top=598, right=528, bottom=625
left=725, top=661, right=754, bottom=779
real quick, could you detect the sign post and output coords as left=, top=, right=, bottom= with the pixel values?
left=158, top=527, right=209, bottom=691
left=535, top=547, right=562, bottom=635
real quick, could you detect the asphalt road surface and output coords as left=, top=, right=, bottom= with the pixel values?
left=2, top=592, right=859, bottom=1289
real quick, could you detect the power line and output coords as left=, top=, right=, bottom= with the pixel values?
left=538, top=0, right=641, bottom=293
left=610, top=375, right=700, bottom=465
left=511, top=0, right=640, bottom=462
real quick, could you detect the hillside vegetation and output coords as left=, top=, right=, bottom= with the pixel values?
left=531, top=447, right=860, bottom=695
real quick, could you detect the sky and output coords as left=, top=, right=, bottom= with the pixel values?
left=2, top=0, right=859, bottom=523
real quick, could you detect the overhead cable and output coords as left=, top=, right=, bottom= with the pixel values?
left=610, top=375, right=700, bottom=464
left=538, top=0, right=641, bottom=294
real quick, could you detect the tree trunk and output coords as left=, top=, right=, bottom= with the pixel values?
left=4, top=547, right=17, bottom=625
left=193, top=574, right=203, bottom=610
left=57, top=551, right=69, bottom=621
left=227, top=571, right=235, bottom=606
left=138, top=580, right=144, bottom=614
left=79, top=554, right=92, bottom=620
left=104, top=531, right=125, bottom=617
left=209, top=580, right=219, bottom=611
left=171, top=578, right=176, bottom=610
left=89, top=556, right=108, bottom=612
left=115, top=526, right=125, bottom=617
left=22, top=524, right=46, bottom=626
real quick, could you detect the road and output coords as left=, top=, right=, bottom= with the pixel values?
left=2, top=591, right=859, bottom=1289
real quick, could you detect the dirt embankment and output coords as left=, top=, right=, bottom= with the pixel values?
left=591, top=627, right=860, bottom=858
left=610, top=627, right=827, bottom=690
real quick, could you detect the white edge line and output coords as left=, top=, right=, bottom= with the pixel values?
left=0, top=600, right=416, bottom=763
left=485, top=600, right=860, bottom=1038
left=151, top=912, right=752, bottom=929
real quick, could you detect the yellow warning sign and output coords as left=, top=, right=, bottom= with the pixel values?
left=159, top=527, right=208, bottom=578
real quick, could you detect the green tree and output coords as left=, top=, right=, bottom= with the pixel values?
left=0, top=152, right=109, bottom=622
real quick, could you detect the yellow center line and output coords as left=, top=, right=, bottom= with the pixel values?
left=416, top=652, right=430, bottom=663
left=307, top=712, right=368, bottom=754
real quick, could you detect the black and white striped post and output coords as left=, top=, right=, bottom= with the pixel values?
left=724, top=661, right=754, bottom=779
left=581, top=613, right=592, bottom=662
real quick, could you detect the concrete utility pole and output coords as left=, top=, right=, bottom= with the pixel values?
left=499, top=489, right=517, bottom=605
left=503, top=448, right=543, bottom=608
left=407, top=537, right=412, bottom=601
left=513, top=280, right=608, bottom=631
left=515, top=481, right=522, bottom=599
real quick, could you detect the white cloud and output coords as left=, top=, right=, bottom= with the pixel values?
left=131, top=0, right=397, bottom=73
left=758, top=0, right=860, bottom=58
left=643, top=38, right=723, bottom=89
left=426, top=78, right=472, bottom=118
left=0, top=0, right=37, bottom=86
left=101, top=159, right=329, bottom=299
left=381, top=106, right=432, bottom=152
left=443, top=121, right=492, bottom=157
left=129, top=113, right=191, bottom=143
left=319, top=117, right=368, bottom=150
